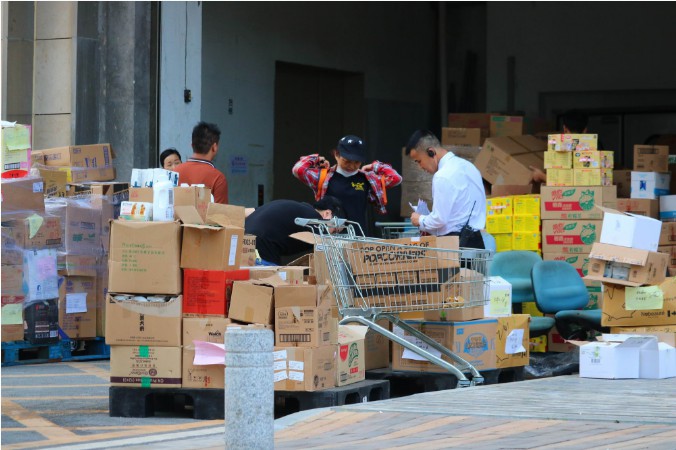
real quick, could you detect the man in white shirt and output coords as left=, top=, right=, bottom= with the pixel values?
left=405, top=129, right=487, bottom=249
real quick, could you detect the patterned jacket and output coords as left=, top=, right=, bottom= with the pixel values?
left=292, top=154, right=402, bottom=215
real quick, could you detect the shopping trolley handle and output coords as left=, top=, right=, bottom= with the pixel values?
left=294, top=217, right=347, bottom=228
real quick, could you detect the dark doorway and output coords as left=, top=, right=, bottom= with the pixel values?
left=273, top=62, right=365, bottom=204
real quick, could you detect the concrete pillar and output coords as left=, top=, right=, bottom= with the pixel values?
left=224, top=328, right=274, bottom=450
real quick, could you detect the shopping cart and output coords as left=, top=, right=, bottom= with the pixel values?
left=295, top=218, right=494, bottom=386
left=374, top=221, right=420, bottom=239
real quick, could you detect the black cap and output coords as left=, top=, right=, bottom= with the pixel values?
left=337, top=135, right=367, bottom=163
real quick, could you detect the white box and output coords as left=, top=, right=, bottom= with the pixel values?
left=640, top=341, right=676, bottom=379
left=130, top=168, right=179, bottom=188
left=484, top=276, right=512, bottom=317
left=598, top=206, right=662, bottom=252
left=579, top=335, right=656, bottom=379
left=630, top=172, right=671, bottom=200
left=660, top=195, right=676, bottom=221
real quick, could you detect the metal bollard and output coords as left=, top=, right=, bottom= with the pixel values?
left=224, top=328, right=274, bottom=449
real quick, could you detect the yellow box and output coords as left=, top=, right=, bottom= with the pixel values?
left=486, top=196, right=513, bottom=216
left=543, top=150, right=572, bottom=169
left=522, top=301, right=543, bottom=317
left=513, top=215, right=541, bottom=233
left=512, top=195, right=541, bottom=215
left=494, top=233, right=513, bottom=252
left=546, top=169, right=574, bottom=186
left=573, top=150, right=614, bottom=169
left=512, top=232, right=541, bottom=251
left=486, top=215, right=513, bottom=234
left=529, top=335, right=547, bottom=353
left=547, top=134, right=598, bottom=151
left=573, top=168, right=613, bottom=186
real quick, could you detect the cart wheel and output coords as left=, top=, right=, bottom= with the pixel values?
left=471, top=376, right=484, bottom=385
left=457, top=379, right=473, bottom=388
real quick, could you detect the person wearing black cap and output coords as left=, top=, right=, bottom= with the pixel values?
left=292, top=135, right=402, bottom=235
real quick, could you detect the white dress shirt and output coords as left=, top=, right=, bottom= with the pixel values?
left=419, top=152, right=487, bottom=236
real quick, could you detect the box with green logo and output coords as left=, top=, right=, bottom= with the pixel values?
left=542, top=220, right=603, bottom=254
left=336, top=325, right=367, bottom=386
left=540, top=186, right=617, bottom=220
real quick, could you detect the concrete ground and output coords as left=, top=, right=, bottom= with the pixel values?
left=2, top=360, right=675, bottom=449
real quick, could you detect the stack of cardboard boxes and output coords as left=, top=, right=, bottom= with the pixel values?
left=485, top=194, right=541, bottom=253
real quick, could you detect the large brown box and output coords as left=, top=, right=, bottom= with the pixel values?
left=585, top=243, right=668, bottom=287
left=130, top=186, right=211, bottom=221
left=110, top=345, right=181, bottom=388
left=660, top=222, right=676, bottom=246
left=182, top=317, right=231, bottom=389
left=105, top=294, right=182, bottom=346
left=274, top=284, right=337, bottom=347
left=475, top=135, right=545, bottom=186
left=273, top=345, right=336, bottom=392
left=495, top=314, right=530, bottom=369
left=1, top=215, right=62, bottom=250
left=448, top=113, right=493, bottom=144
left=540, top=185, right=617, bottom=220
left=36, top=143, right=115, bottom=168
left=601, top=279, right=676, bottom=327
left=108, top=220, right=182, bottom=295
left=541, top=219, right=602, bottom=254
left=0, top=177, right=45, bottom=214
left=58, top=275, right=97, bottom=339
left=614, top=169, right=632, bottom=198
left=633, top=145, right=669, bottom=173
left=441, top=128, right=481, bottom=147
left=616, top=198, right=659, bottom=219
left=489, top=116, right=524, bottom=138
left=228, top=277, right=286, bottom=325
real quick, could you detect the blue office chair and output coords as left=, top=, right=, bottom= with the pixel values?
left=490, top=251, right=553, bottom=336
left=531, top=260, right=607, bottom=340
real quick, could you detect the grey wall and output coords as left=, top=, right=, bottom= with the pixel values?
left=201, top=2, right=438, bottom=207
left=485, top=2, right=676, bottom=119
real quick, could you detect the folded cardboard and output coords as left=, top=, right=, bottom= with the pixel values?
left=0, top=177, right=45, bottom=214
left=391, top=319, right=498, bottom=372
left=108, top=220, right=182, bottom=295
left=633, top=145, right=669, bottom=173
left=273, top=345, right=336, bottom=392
left=541, top=220, right=602, bottom=254
left=495, top=314, right=530, bottom=368
left=601, top=278, right=676, bottom=326
left=475, top=135, right=545, bottom=186
left=58, top=275, right=97, bottom=339
left=585, top=243, right=668, bottom=287
left=540, top=186, right=617, bottom=220
left=176, top=203, right=244, bottom=271
left=598, top=206, right=662, bottom=252
left=182, top=317, right=231, bottom=389
left=104, top=294, right=182, bottom=346
left=274, top=285, right=338, bottom=347
left=228, top=276, right=286, bottom=325
left=631, top=171, right=671, bottom=200
left=336, top=325, right=368, bottom=386
left=110, top=345, right=181, bottom=388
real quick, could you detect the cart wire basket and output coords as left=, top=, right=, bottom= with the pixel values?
left=295, top=218, right=494, bottom=387
left=374, top=221, right=420, bottom=239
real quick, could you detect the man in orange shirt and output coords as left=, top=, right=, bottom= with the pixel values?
left=174, top=121, right=228, bottom=203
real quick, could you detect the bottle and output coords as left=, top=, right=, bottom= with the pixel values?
left=152, top=180, right=174, bottom=222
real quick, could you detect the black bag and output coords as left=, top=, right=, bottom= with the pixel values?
left=458, top=202, right=480, bottom=248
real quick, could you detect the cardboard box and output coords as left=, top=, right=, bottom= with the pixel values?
left=660, top=222, right=676, bottom=246
left=23, top=298, right=59, bottom=344
left=1, top=227, right=24, bottom=265
left=273, top=345, right=336, bottom=392
left=176, top=203, right=245, bottom=271
left=58, top=275, right=97, bottom=339
left=611, top=325, right=676, bottom=347
left=660, top=195, right=676, bottom=221
left=495, top=314, right=530, bottom=368
left=614, top=169, right=632, bottom=198
left=391, top=319, right=498, bottom=372
left=63, top=198, right=102, bottom=255
left=631, top=171, right=671, bottom=199
left=228, top=277, right=286, bottom=325
left=475, top=136, right=545, bottom=186
left=547, top=325, right=577, bottom=352
left=573, top=168, right=613, bottom=186
left=601, top=278, right=676, bottom=327
left=512, top=195, right=541, bottom=215
left=37, top=143, right=115, bottom=168
left=57, top=254, right=98, bottom=278
left=541, top=220, right=602, bottom=254
left=485, top=276, right=512, bottom=317
left=248, top=266, right=306, bottom=285
left=512, top=232, right=541, bottom=251
left=22, top=249, right=59, bottom=301
left=336, top=325, right=368, bottom=386
left=616, top=198, right=659, bottom=219
left=182, top=317, right=231, bottom=389
left=486, top=214, right=512, bottom=234
left=547, top=134, right=598, bottom=151
left=1, top=123, right=32, bottom=178
left=110, top=345, right=181, bottom=388
left=598, top=206, right=662, bottom=252
left=129, top=186, right=211, bottom=221
left=423, top=268, right=486, bottom=322
left=543, top=150, right=572, bottom=169
left=241, top=234, right=257, bottom=267
left=633, top=145, right=669, bottom=173
left=585, top=243, right=668, bottom=287
left=441, top=128, right=481, bottom=147
left=274, top=284, right=337, bottom=347
left=578, top=335, right=655, bottom=379
left=104, top=294, right=182, bottom=346
left=448, top=113, right=492, bottom=143
left=59, top=166, right=116, bottom=183
left=183, top=269, right=249, bottom=317
left=486, top=196, right=513, bottom=216
left=1, top=265, right=24, bottom=296
left=640, top=341, right=676, bottom=379
left=489, top=116, right=524, bottom=138
left=39, top=167, right=69, bottom=197
left=0, top=177, right=45, bottom=214
left=490, top=185, right=532, bottom=197
left=545, top=169, right=574, bottom=186
left=2, top=215, right=62, bottom=250
left=1, top=295, right=25, bottom=341
left=573, top=150, right=614, bottom=169
left=108, top=220, right=182, bottom=295
left=364, top=319, right=390, bottom=370
left=95, top=255, right=108, bottom=337
left=493, top=233, right=513, bottom=252
left=512, top=215, right=541, bottom=233
left=540, top=186, right=617, bottom=220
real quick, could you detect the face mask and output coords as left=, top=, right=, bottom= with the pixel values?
left=336, top=166, right=359, bottom=177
